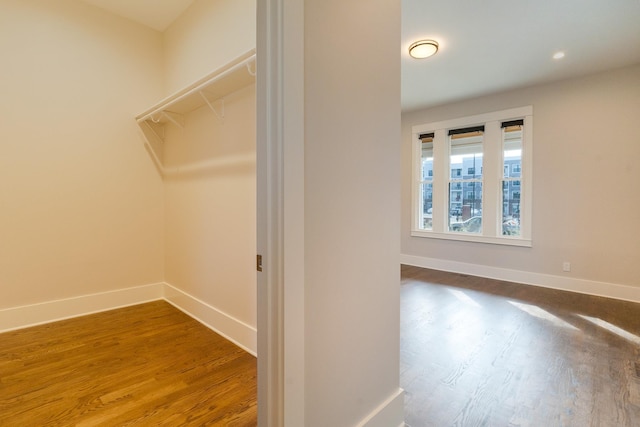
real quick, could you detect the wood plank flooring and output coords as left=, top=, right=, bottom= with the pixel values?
left=401, top=265, right=640, bottom=427
left=0, top=301, right=256, bottom=426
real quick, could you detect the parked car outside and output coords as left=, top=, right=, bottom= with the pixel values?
left=450, top=216, right=520, bottom=235
left=450, top=216, right=482, bottom=233
left=502, top=217, right=520, bottom=235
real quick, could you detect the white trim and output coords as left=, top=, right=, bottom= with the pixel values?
left=520, top=114, right=533, bottom=240
left=356, top=388, right=405, bottom=427
left=282, top=3, right=307, bottom=425
left=401, top=254, right=640, bottom=303
left=256, top=0, right=286, bottom=423
left=411, top=230, right=532, bottom=247
left=412, top=106, right=533, bottom=135
left=0, top=282, right=258, bottom=357
left=0, top=283, right=164, bottom=333
left=257, top=0, right=304, bottom=424
left=163, top=283, right=257, bottom=356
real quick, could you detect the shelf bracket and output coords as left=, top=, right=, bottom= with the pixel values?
left=199, top=91, right=224, bottom=120
left=161, top=111, right=185, bottom=129
left=142, top=120, right=165, bottom=143
left=246, top=60, right=256, bottom=77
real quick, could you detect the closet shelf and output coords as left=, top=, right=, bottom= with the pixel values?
left=136, top=49, right=255, bottom=142
left=135, top=49, right=256, bottom=173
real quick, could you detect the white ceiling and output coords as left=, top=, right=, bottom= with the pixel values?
left=79, top=0, right=640, bottom=112
left=402, top=0, right=640, bottom=111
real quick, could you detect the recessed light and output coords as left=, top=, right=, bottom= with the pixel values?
left=553, top=51, right=565, bottom=60
left=409, top=40, right=439, bottom=59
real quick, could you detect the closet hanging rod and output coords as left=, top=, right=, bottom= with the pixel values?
left=135, top=49, right=256, bottom=123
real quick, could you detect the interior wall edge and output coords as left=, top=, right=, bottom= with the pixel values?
left=400, top=254, right=640, bottom=304
left=163, top=282, right=257, bottom=356
left=0, top=283, right=165, bottom=334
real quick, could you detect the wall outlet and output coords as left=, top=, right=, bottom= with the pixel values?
left=562, top=261, right=571, bottom=272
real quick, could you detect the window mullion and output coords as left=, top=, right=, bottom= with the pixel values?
left=432, top=129, right=448, bottom=233
left=482, top=121, right=501, bottom=237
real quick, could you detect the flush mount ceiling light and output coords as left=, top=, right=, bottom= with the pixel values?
left=553, top=51, right=566, bottom=60
left=409, top=39, right=439, bottom=59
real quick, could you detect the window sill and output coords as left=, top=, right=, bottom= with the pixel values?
left=411, top=230, right=532, bottom=247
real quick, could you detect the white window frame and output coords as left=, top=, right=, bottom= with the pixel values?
left=411, top=106, right=533, bottom=247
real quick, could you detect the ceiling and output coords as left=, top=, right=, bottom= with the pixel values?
left=402, top=0, right=640, bottom=111
left=80, top=0, right=640, bottom=112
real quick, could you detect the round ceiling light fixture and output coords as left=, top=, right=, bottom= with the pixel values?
left=553, top=51, right=566, bottom=60
left=409, top=39, right=439, bottom=59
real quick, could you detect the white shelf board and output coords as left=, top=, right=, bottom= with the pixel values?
left=135, top=49, right=256, bottom=174
left=136, top=49, right=256, bottom=124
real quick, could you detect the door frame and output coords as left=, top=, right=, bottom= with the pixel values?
left=256, top=0, right=305, bottom=425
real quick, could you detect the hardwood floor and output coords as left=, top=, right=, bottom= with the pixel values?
left=401, top=265, right=640, bottom=427
left=0, top=301, right=256, bottom=426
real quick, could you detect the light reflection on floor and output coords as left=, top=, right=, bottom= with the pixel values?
left=447, top=288, right=482, bottom=308
left=445, top=290, right=640, bottom=345
left=579, top=314, right=640, bottom=345
left=507, top=300, right=579, bottom=331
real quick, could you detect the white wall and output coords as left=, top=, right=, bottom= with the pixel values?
left=402, top=64, right=640, bottom=294
left=0, top=0, right=165, bottom=310
left=161, top=0, right=257, bottom=346
left=163, top=0, right=256, bottom=94
left=163, top=85, right=257, bottom=334
left=303, top=0, right=403, bottom=425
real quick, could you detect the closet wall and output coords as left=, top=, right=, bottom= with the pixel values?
left=0, top=0, right=165, bottom=311
left=163, top=0, right=255, bottom=93
left=159, top=0, right=257, bottom=350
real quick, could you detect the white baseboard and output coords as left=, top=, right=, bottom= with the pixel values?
left=401, top=254, right=640, bottom=303
left=356, top=388, right=405, bottom=427
left=0, top=283, right=164, bottom=333
left=163, top=283, right=257, bottom=356
left=0, top=283, right=257, bottom=357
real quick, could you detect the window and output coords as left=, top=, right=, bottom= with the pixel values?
left=411, top=106, right=532, bottom=246
left=449, top=127, right=483, bottom=233
left=501, top=120, right=523, bottom=236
